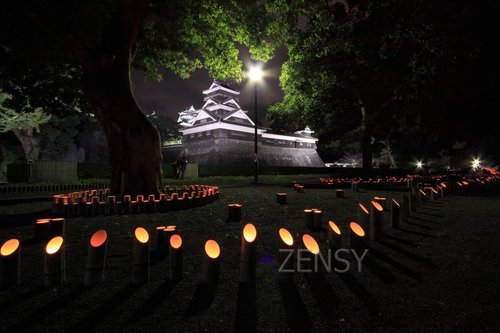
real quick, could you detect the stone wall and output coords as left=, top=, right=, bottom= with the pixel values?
left=163, top=138, right=325, bottom=168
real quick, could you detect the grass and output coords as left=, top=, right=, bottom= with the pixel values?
left=0, top=184, right=499, bottom=332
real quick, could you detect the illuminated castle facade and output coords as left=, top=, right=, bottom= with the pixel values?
left=166, top=81, right=324, bottom=167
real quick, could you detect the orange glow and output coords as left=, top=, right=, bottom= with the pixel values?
left=350, top=222, right=365, bottom=237
left=304, top=209, right=312, bottom=214
left=314, top=210, right=322, bottom=215
left=90, top=230, right=107, bottom=248
left=243, top=223, right=257, bottom=242
left=165, top=225, right=176, bottom=230
left=392, top=199, right=400, bottom=206
left=374, top=197, right=386, bottom=201
left=50, top=218, right=64, bottom=223
left=419, top=190, right=427, bottom=195
left=46, top=236, right=64, bottom=254
left=205, top=240, right=220, bottom=259
left=371, top=201, right=383, bottom=212
left=279, top=228, right=294, bottom=246
left=359, top=203, right=369, bottom=214
left=134, top=227, right=149, bottom=243
left=328, top=221, right=341, bottom=235
left=170, top=234, right=182, bottom=249
left=302, top=234, right=320, bottom=255
left=156, top=226, right=166, bottom=230
left=1, top=239, right=19, bottom=256
left=36, top=218, right=50, bottom=225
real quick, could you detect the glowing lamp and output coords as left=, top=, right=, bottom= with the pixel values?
left=200, top=240, right=221, bottom=283
left=302, top=234, right=320, bottom=255
left=276, top=192, right=288, bottom=205
left=279, top=228, right=294, bottom=246
left=247, top=64, right=263, bottom=82
left=84, top=230, right=108, bottom=286
left=349, top=222, right=366, bottom=252
left=49, top=218, right=65, bottom=237
left=0, top=239, right=21, bottom=288
left=391, top=199, right=401, bottom=229
left=240, top=223, right=258, bottom=282
left=358, top=203, right=370, bottom=232
left=370, top=200, right=384, bottom=240
left=228, top=203, right=242, bottom=222
left=133, top=227, right=150, bottom=284
left=169, top=234, right=183, bottom=281
left=313, top=210, right=322, bottom=230
left=278, top=228, right=295, bottom=280
left=44, top=236, right=65, bottom=287
left=34, top=218, right=51, bottom=241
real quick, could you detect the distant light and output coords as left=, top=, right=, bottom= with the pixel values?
left=472, top=158, right=481, bottom=170
left=416, top=161, right=423, bottom=169
left=247, top=64, right=263, bottom=82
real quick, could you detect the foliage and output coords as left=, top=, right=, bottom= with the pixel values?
left=268, top=0, right=500, bottom=163
left=0, top=91, right=51, bottom=133
left=147, top=112, right=181, bottom=145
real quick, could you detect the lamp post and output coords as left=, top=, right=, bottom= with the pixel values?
left=248, top=64, right=263, bottom=184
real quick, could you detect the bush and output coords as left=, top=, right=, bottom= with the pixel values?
left=7, top=163, right=31, bottom=182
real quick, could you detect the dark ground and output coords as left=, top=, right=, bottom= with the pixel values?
left=0, top=184, right=499, bottom=332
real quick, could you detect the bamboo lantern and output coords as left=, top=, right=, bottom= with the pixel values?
left=240, top=223, right=257, bottom=283
left=84, top=230, right=108, bottom=286
left=163, top=226, right=177, bottom=256
left=147, top=194, right=155, bottom=213
left=123, top=195, right=131, bottom=214
left=335, top=189, right=345, bottom=198
left=136, top=195, right=145, bottom=214
left=349, top=222, right=366, bottom=252
left=50, top=218, right=65, bottom=237
left=276, top=192, right=287, bottom=205
left=418, top=189, right=427, bottom=205
left=302, top=209, right=312, bottom=230
left=200, top=240, right=221, bottom=283
left=431, top=188, right=439, bottom=200
left=278, top=228, right=295, bottom=281
left=357, top=203, right=370, bottom=232
left=227, top=204, right=242, bottom=222
left=391, top=199, right=400, bottom=229
left=373, top=197, right=387, bottom=210
left=0, top=239, right=21, bottom=288
left=132, top=227, right=150, bottom=284
left=327, top=221, right=342, bottom=251
left=401, top=193, right=410, bottom=223
left=44, top=236, right=65, bottom=287
left=313, top=210, right=322, bottom=230
left=370, top=201, right=384, bottom=241
left=106, top=196, right=116, bottom=215
left=169, top=234, right=183, bottom=281
left=34, top=218, right=51, bottom=241
left=155, top=226, right=166, bottom=251
left=410, top=192, right=418, bottom=212
left=301, top=234, right=320, bottom=273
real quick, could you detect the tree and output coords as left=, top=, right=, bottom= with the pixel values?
left=1, top=0, right=277, bottom=196
left=147, top=112, right=181, bottom=146
left=0, top=91, right=51, bottom=162
left=268, top=0, right=500, bottom=172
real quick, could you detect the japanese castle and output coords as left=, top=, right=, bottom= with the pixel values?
left=164, top=81, right=324, bottom=167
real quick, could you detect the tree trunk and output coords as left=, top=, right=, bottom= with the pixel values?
left=361, top=123, right=372, bottom=178
left=12, top=128, right=40, bottom=162
left=359, top=99, right=372, bottom=178
left=85, top=63, right=162, bottom=197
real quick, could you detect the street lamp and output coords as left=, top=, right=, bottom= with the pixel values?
left=247, top=64, right=263, bottom=184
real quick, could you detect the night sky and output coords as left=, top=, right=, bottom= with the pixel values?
left=132, top=46, right=288, bottom=127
